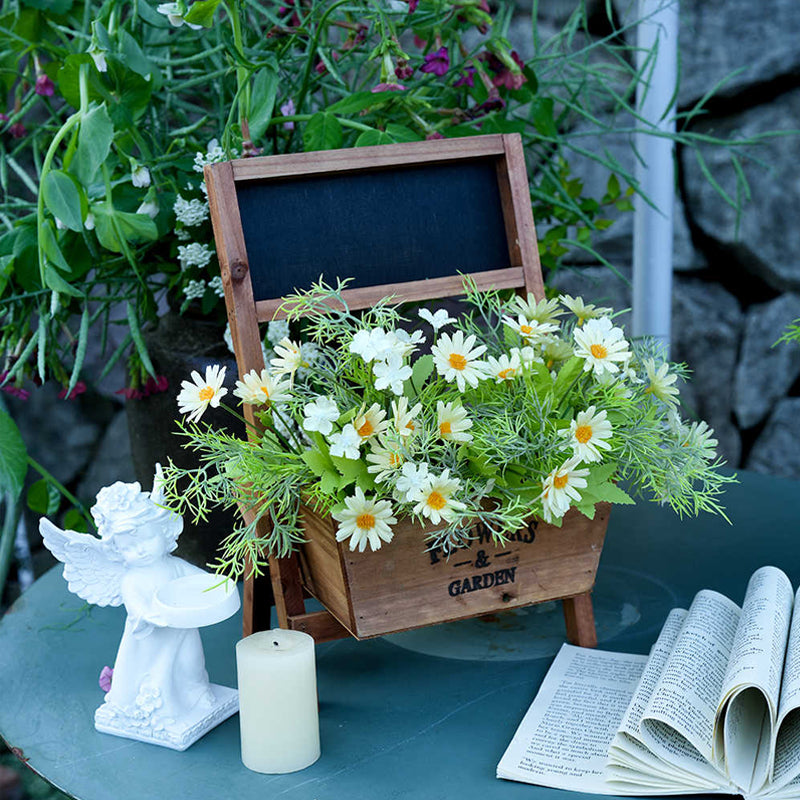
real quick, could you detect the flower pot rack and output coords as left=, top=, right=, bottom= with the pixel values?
left=205, top=133, right=604, bottom=648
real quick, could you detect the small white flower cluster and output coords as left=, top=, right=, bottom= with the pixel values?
left=182, top=279, right=206, bottom=300
left=209, top=276, right=225, bottom=298
left=173, top=195, right=209, bottom=227
left=178, top=242, right=213, bottom=270
left=193, top=138, right=234, bottom=173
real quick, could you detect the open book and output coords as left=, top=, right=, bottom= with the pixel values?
left=497, top=566, right=800, bottom=798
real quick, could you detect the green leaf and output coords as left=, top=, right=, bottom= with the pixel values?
left=0, top=409, right=27, bottom=501
left=74, top=103, right=114, bottom=186
left=26, top=478, right=60, bottom=516
left=304, top=112, right=343, bottom=152
left=320, top=471, right=339, bottom=495
left=63, top=508, right=89, bottom=533
left=93, top=205, right=158, bottom=252
left=410, top=354, right=433, bottom=392
left=327, top=91, right=385, bottom=114
left=43, top=264, right=84, bottom=297
left=43, top=170, right=84, bottom=231
left=531, top=97, right=557, bottom=138
left=248, top=66, right=279, bottom=143
left=355, top=129, right=392, bottom=147
left=20, top=0, right=73, bottom=14
left=330, top=454, right=373, bottom=491
left=385, top=123, right=422, bottom=143
left=119, top=30, right=156, bottom=81
left=605, top=173, right=621, bottom=201
left=551, top=356, right=584, bottom=404
left=184, top=0, right=223, bottom=27
left=301, top=447, right=336, bottom=478
left=40, top=221, right=71, bottom=272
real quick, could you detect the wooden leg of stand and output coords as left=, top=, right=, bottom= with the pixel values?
left=242, top=567, right=274, bottom=637
left=562, top=592, right=597, bottom=648
left=268, top=554, right=307, bottom=629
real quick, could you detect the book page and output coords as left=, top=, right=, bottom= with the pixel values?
left=640, top=590, right=741, bottom=768
left=497, top=644, right=647, bottom=794
left=716, top=567, right=793, bottom=793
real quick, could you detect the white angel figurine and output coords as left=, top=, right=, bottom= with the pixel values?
left=40, top=466, right=239, bottom=751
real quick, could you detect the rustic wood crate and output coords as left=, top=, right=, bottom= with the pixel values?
left=297, top=503, right=611, bottom=639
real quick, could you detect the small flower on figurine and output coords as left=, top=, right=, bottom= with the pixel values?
left=99, top=666, right=114, bottom=693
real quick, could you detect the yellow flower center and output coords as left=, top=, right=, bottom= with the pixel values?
left=356, top=513, right=376, bottom=530
left=439, top=421, right=452, bottom=436
left=427, top=490, right=447, bottom=510
left=590, top=343, right=608, bottom=359
left=520, top=324, right=533, bottom=335
left=199, top=386, right=215, bottom=401
left=260, top=386, right=271, bottom=397
left=498, top=368, right=515, bottom=380
left=357, top=420, right=374, bottom=438
left=553, top=473, right=569, bottom=490
left=575, top=424, right=593, bottom=444
left=546, top=359, right=554, bottom=369
left=448, top=353, right=468, bottom=371
left=389, top=453, right=402, bottom=467
left=406, top=421, right=415, bottom=431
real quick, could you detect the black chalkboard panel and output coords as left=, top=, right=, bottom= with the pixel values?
left=236, top=158, right=510, bottom=301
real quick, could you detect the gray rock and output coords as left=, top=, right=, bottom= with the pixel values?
left=733, top=294, right=800, bottom=429
left=671, top=279, right=743, bottom=466
left=746, top=398, right=800, bottom=479
left=615, top=0, right=800, bottom=108
left=681, top=87, right=800, bottom=292
left=77, top=409, right=137, bottom=504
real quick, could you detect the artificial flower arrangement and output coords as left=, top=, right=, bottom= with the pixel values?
left=160, top=279, right=733, bottom=579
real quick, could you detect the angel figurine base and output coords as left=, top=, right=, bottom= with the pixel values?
left=40, top=469, right=241, bottom=752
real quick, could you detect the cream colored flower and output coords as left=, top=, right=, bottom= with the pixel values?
left=431, top=330, right=488, bottom=392
left=573, top=317, right=631, bottom=378
left=418, top=308, right=456, bottom=331
left=177, top=364, right=227, bottom=422
left=561, top=406, right=612, bottom=463
left=366, top=443, right=405, bottom=483
left=354, top=403, right=389, bottom=441
left=540, top=457, right=590, bottom=523
left=332, top=488, right=397, bottom=552
left=561, top=295, right=613, bottom=325
left=411, top=469, right=467, bottom=525
left=512, top=294, right=564, bottom=324
left=270, top=338, right=304, bottom=380
left=644, top=358, right=679, bottom=405
left=502, top=314, right=558, bottom=343
left=436, top=401, right=473, bottom=442
left=233, top=369, right=291, bottom=406
left=486, top=352, right=521, bottom=383
left=540, top=336, right=573, bottom=370
left=392, top=397, right=422, bottom=437
left=678, top=420, right=718, bottom=460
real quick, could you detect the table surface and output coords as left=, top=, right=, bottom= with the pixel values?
left=0, top=469, right=795, bottom=800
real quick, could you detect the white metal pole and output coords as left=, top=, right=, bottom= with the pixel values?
left=633, top=0, right=679, bottom=356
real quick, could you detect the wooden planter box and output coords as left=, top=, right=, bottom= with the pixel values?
left=296, top=502, right=611, bottom=640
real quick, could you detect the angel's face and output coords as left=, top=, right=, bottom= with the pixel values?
left=115, top=525, right=168, bottom=566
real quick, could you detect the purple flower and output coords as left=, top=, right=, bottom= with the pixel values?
left=473, top=88, right=505, bottom=116
left=395, top=59, right=414, bottom=81
left=406, top=0, right=418, bottom=11
left=371, top=82, right=406, bottom=93
left=420, top=47, right=449, bottom=77
left=9, top=122, right=26, bottom=139
left=454, top=66, right=476, bottom=88
left=0, top=372, right=30, bottom=400
left=35, top=75, right=55, bottom=97
left=426, top=131, right=445, bottom=140
left=280, top=99, right=295, bottom=130
left=143, top=375, right=169, bottom=396
left=58, top=381, right=86, bottom=400
left=99, top=666, right=113, bottom=693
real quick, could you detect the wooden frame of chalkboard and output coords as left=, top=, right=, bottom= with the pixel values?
left=204, top=133, right=598, bottom=647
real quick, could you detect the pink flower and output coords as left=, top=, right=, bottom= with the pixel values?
left=372, top=82, right=406, bottom=93
left=280, top=99, right=295, bottom=130
left=143, top=375, right=169, bottom=396
left=35, top=74, right=55, bottom=97
left=115, top=386, right=144, bottom=400
left=426, top=131, right=445, bottom=140
left=421, top=46, right=449, bottom=77
left=487, top=50, right=527, bottom=91
left=99, top=666, right=113, bottom=693
left=454, top=66, right=476, bottom=88
left=395, top=59, right=414, bottom=81
left=406, top=0, right=418, bottom=11
left=58, top=381, right=86, bottom=400
left=0, top=372, right=29, bottom=400
left=9, top=122, right=26, bottom=139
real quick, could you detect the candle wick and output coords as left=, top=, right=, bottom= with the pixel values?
left=273, top=641, right=279, bottom=647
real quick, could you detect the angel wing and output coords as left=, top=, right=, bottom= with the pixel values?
left=39, top=518, right=126, bottom=607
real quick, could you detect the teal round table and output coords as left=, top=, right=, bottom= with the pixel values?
left=0, top=470, right=793, bottom=799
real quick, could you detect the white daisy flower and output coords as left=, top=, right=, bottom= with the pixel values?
left=349, top=328, right=398, bottom=363
left=561, top=295, right=613, bottom=326
left=266, top=320, right=290, bottom=347
left=390, top=328, right=425, bottom=357
left=177, top=364, right=227, bottom=422
left=502, top=314, right=559, bottom=343
left=436, top=401, right=473, bottom=443
left=366, top=444, right=405, bottom=483
left=573, top=316, right=632, bottom=378
left=173, top=195, right=209, bottom=226
left=373, top=352, right=412, bottom=395
left=512, top=294, right=563, bottom=324
left=302, top=396, right=340, bottom=436
left=332, top=488, right=397, bottom=553
left=561, top=406, right=612, bottom=463
left=644, top=358, right=679, bottom=405
left=395, top=462, right=430, bottom=501
left=270, top=338, right=304, bottom=380
left=431, top=330, right=488, bottom=392
left=486, top=352, right=521, bottom=383
left=540, top=457, right=590, bottom=523
left=510, top=346, right=542, bottom=369
left=354, top=403, right=388, bottom=441
left=391, top=397, right=422, bottom=437
left=233, top=369, right=291, bottom=406
left=178, top=242, right=213, bottom=270
left=328, top=423, right=361, bottom=460
left=418, top=308, right=456, bottom=331
left=131, top=164, right=151, bottom=188
left=412, top=469, right=467, bottom=525
left=677, top=420, right=718, bottom=460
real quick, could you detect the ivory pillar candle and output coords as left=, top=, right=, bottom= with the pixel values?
left=235, top=629, right=320, bottom=774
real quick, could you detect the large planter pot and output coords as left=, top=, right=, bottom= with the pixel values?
left=126, top=312, right=243, bottom=568
left=297, top=502, right=611, bottom=640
